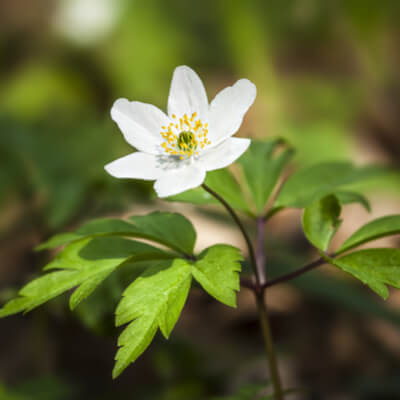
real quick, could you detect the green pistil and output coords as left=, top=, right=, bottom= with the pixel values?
left=177, top=131, right=197, bottom=151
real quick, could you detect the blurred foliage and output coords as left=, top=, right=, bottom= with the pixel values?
left=1, top=0, right=400, bottom=399
left=0, top=376, right=75, bottom=400
left=0, top=115, right=152, bottom=231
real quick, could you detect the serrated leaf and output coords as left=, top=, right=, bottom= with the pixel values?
left=158, top=275, right=191, bottom=339
left=114, top=315, right=158, bottom=378
left=334, top=191, right=371, bottom=212
left=274, top=162, right=384, bottom=209
left=0, top=237, right=171, bottom=317
left=37, top=211, right=196, bottom=255
left=329, top=249, right=400, bottom=299
left=167, top=169, right=251, bottom=214
left=238, top=139, right=294, bottom=214
left=337, top=215, right=400, bottom=254
left=302, top=195, right=342, bottom=251
left=69, top=270, right=113, bottom=311
left=113, top=259, right=192, bottom=378
left=192, top=245, right=242, bottom=307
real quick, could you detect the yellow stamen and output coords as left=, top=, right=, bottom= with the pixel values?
left=159, top=113, right=210, bottom=158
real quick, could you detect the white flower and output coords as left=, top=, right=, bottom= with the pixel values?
left=105, top=66, right=256, bottom=198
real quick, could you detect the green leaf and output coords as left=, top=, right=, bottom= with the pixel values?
left=0, top=237, right=171, bottom=317
left=192, top=245, right=242, bottom=307
left=329, top=249, right=400, bottom=299
left=205, top=169, right=251, bottom=213
left=274, top=162, right=384, bottom=209
left=167, top=169, right=251, bottom=214
left=113, top=259, right=192, bottom=378
left=36, top=232, right=82, bottom=250
left=337, top=215, right=400, bottom=254
left=69, top=270, right=112, bottom=311
left=37, top=211, right=196, bottom=255
left=238, top=139, right=294, bottom=214
left=334, top=191, right=371, bottom=212
left=302, top=195, right=342, bottom=251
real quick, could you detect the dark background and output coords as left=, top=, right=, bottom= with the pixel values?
left=1, top=1, right=400, bottom=399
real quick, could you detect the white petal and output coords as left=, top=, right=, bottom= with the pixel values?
left=167, top=66, right=208, bottom=121
left=200, top=138, right=250, bottom=171
left=105, top=152, right=165, bottom=180
left=154, top=164, right=206, bottom=198
left=111, top=98, right=170, bottom=154
left=208, top=79, right=256, bottom=146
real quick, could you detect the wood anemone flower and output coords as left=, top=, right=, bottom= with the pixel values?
left=105, top=65, right=256, bottom=197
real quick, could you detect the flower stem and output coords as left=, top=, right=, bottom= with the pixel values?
left=256, top=217, right=267, bottom=286
left=255, top=217, right=284, bottom=400
left=201, top=184, right=260, bottom=287
left=255, top=292, right=284, bottom=400
left=201, top=184, right=284, bottom=399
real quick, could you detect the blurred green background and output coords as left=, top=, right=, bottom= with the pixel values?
left=1, top=0, right=400, bottom=399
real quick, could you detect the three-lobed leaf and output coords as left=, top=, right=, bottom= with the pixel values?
left=2, top=201, right=246, bottom=378
left=37, top=211, right=196, bottom=255
left=113, top=243, right=244, bottom=377
left=238, top=139, right=294, bottom=215
left=302, top=195, right=341, bottom=251
left=337, top=215, right=400, bottom=254
left=328, top=249, right=400, bottom=299
left=0, top=184, right=248, bottom=382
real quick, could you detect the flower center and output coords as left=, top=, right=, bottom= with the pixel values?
left=177, top=131, right=196, bottom=151
left=160, top=112, right=211, bottom=159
